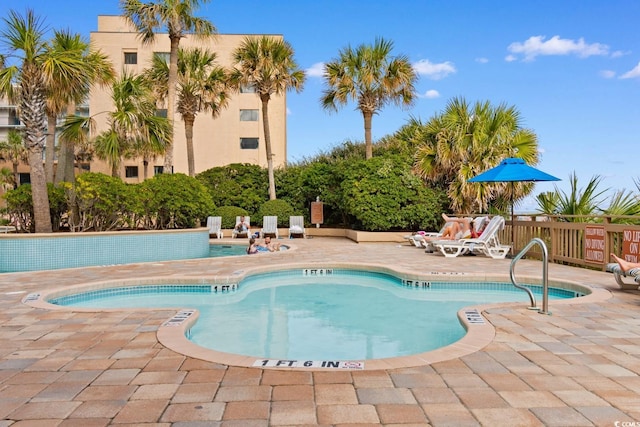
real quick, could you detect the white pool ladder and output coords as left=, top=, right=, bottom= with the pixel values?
left=509, top=237, right=551, bottom=315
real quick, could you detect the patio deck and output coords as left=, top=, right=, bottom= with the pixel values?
left=1, top=237, right=639, bottom=425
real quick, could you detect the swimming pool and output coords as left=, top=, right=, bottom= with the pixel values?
left=0, top=226, right=249, bottom=273
left=48, top=268, right=585, bottom=365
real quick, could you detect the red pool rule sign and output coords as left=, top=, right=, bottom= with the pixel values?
left=584, top=226, right=605, bottom=264
left=622, top=229, right=640, bottom=263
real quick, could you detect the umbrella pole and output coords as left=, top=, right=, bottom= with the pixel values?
left=511, top=185, right=515, bottom=256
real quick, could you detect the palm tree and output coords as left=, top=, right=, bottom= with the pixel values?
left=413, top=97, right=539, bottom=213
left=61, top=71, right=171, bottom=178
left=144, top=48, right=230, bottom=177
left=321, top=37, right=417, bottom=160
left=230, top=35, right=305, bottom=200
left=0, top=10, right=95, bottom=232
left=0, top=129, right=27, bottom=189
left=535, top=172, right=609, bottom=221
left=45, top=31, right=114, bottom=184
left=95, top=71, right=171, bottom=177
left=121, top=0, right=216, bottom=175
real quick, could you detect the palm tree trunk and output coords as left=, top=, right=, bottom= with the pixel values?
left=27, top=147, right=52, bottom=233
left=261, top=96, right=276, bottom=200
left=21, top=74, right=53, bottom=233
left=45, top=114, right=57, bottom=182
left=363, top=110, right=373, bottom=160
left=184, top=115, right=196, bottom=177
left=163, top=36, right=180, bottom=174
left=12, top=161, right=19, bottom=189
left=143, top=158, right=149, bottom=180
left=56, top=103, right=77, bottom=184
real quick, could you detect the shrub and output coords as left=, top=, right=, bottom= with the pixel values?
left=62, top=172, right=134, bottom=231
left=2, top=183, right=68, bottom=232
left=197, top=163, right=268, bottom=213
left=140, top=173, right=214, bottom=229
left=2, top=184, right=34, bottom=232
left=340, top=155, right=447, bottom=231
left=256, top=199, right=295, bottom=227
left=214, top=205, right=249, bottom=229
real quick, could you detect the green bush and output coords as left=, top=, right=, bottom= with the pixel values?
left=214, top=205, right=249, bottom=229
left=340, top=155, right=447, bottom=231
left=2, top=184, right=34, bottom=232
left=140, top=173, right=214, bottom=229
left=197, top=163, right=267, bottom=213
left=2, top=183, right=68, bottom=232
left=256, top=199, right=295, bottom=227
left=62, top=172, right=135, bottom=231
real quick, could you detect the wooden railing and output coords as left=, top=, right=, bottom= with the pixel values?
left=500, top=215, right=640, bottom=270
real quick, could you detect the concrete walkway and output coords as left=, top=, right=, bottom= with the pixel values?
left=1, top=237, right=639, bottom=426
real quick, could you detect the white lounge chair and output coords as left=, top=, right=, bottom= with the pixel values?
left=606, top=262, right=640, bottom=289
left=405, top=222, right=452, bottom=248
left=288, top=216, right=306, bottom=238
left=410, top=217, right=487, bottom=251
left=261, top=216, right=279, bottom=238
left=206, top=216, right=223, bottom=239
left=432, top=216, right=511, bottom=259
left=232, top=216, right=251, bottom=239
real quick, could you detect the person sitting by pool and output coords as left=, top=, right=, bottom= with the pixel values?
left=235, top=216, right=250, bottom=234
left=610, top=253, right=640, bottom=272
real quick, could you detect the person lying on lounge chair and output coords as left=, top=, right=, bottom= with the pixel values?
left=425, top=214, right=473, bottom=241
left=610, top=253, right=640, bottom=272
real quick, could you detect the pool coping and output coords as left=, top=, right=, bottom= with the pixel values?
left=24, top=262, right=612, bottom=371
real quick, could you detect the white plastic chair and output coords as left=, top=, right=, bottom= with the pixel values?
left=261, top=216, right=279, bottom=238
left=288, top=216, right=306, bottom=238
left=206, top=216, right=223, bottom=239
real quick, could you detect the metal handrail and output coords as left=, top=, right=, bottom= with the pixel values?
left=509, top=237, right=551, bottom=315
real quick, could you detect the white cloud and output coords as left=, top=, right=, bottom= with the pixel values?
left=599, top=70, right=616, bottom=79
left=611, top=50, right=628, bottom=58
left=507, top=35, right=609, bottom=61
left=306, top=62, right=325, bottom=78
left=504, top=54, right=517, bottom=62
left=620, top=61, right=640, bottom=79
left=475, top=57, right=489, bottom=64
left=412, top=59, right=456, bottom=80
left=286, top=107, right=292, bottom=115
left=421, top=89, right=440, bottom=99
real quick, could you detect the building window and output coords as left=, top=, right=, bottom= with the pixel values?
left=154, top=166, right=164, bottom=175
left=156, top=109, right=167, bottom=118
left=8, top=110, right=20, bottom=126
left=79, top=163, right=90, bottom=171
left=154, top=52, right=170, bottom=64
left=19, top=173, right=31, bottom=185
left=240, top=109, right=258, bottom=121
left=124, top=52, right=138, bottom=65
left=240, top=138, right=259, bottom=149
left=125, top=166, right=139, bottom=178
left=240, top=84, right=256, bottom=93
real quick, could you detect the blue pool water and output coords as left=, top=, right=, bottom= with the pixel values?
left=51, top=269, right=583, bottom=361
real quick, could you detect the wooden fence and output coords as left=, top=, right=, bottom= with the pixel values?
left=501, top=215, right=640, bottom=270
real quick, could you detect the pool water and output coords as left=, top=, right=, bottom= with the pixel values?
left=208, top=244, right=248, bottom=257
left=51, top=269, right=582, bottom=361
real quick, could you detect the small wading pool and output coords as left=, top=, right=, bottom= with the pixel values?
left=47, top=268, right=587, bottom=365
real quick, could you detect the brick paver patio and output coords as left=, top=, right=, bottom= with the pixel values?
left=1, top=236, right=639, bottom=425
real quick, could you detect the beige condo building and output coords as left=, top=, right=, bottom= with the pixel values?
left=90, top=15, right=287, bottom=182
left=0, top=15, right=287, bottom=187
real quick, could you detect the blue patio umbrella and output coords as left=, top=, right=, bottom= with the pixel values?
left=468, top=157, right=560, bottom=253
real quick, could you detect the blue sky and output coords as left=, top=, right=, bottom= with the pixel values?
left=3, top=0, right=639, bottom=211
